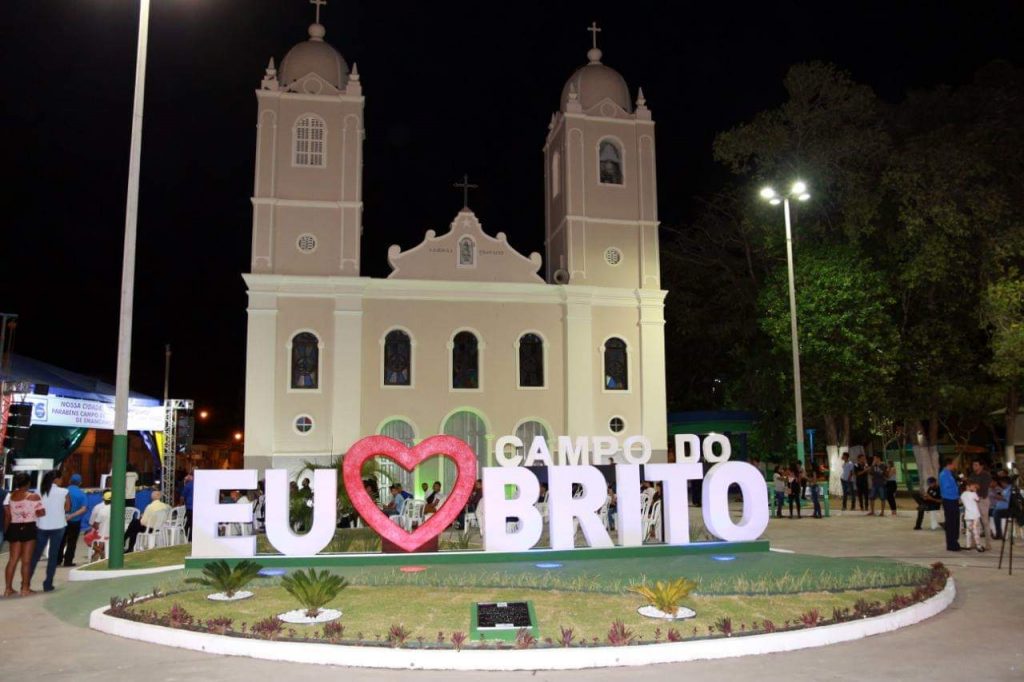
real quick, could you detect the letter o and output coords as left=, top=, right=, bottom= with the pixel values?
left=701, top=433, right=732, bottom=463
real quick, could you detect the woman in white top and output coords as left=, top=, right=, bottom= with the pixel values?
left=30, top=470, right=70, bottom=592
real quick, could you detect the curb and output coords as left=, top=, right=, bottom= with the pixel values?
left=70, top=563, right=184, bottom=582
left=88, top=578, right=956, bottom=670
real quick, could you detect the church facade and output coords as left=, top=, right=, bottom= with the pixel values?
left=242, top=19, right=668, bottom=485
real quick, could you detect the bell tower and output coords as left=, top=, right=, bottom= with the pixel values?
left=250, top=9, right=365, bottom=278
left=544, top=24, right=659, bottom=290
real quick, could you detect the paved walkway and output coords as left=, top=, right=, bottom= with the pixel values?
left=1, top=510, right=1021, bottom=681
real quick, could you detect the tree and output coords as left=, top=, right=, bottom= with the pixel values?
left=758, top=244, right=897, bottom=491
left=981, top=273, right=1024, bottom=463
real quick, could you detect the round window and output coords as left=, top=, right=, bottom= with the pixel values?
left=605, top=247, right=622, bottom=266
left=609, top=416, right=625, bottom=433
left=297, top=233, right=318, bottom=253
left=294, top=415, right=314, bottom=434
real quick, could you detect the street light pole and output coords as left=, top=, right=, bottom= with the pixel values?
left=109, top=0, right=151, bottom=569
left=761, top=182, right=811, bottom=468
left=783, top=196, right=806, bottom=467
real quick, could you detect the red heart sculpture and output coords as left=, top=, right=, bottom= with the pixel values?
left=342, top=435, right=478, bottom=552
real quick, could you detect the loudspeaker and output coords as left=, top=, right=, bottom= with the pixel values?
left=3, top=402, right=32, bottom=450
left=33, top=383, right=50, bottom=395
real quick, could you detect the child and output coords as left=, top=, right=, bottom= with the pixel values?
left=809, top=472, right=823, bottom=518
left=961, top=481, right=985, bottom=552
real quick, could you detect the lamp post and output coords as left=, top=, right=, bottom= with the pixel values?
left=109, top=0, right=152, bottom=569
left=760, top=181, right=811, bottom=467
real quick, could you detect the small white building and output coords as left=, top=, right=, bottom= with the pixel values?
left=243, top=18, right=668, bottom=486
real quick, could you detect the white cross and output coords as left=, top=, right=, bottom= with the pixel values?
left=310, top=0, right=327, bottom=24
left=588, top=21, right=601, bottom=50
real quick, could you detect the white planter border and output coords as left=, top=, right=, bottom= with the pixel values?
left=70, top=563, right=184, bottom=582
left=88, top=578, right=955, bottom=671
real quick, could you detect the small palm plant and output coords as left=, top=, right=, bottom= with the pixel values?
left=185, top=560, right=263, bottom=598
left=629, top=577, right=698, bottom=615
left=280, top=568, right=349, bottom=618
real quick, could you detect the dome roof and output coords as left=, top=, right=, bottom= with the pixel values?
left=279, top=23, right=349, bottom=90
left=560, top=48, right=631, bottom=112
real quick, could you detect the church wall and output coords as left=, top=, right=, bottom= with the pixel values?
left=545, top=122, right=568, bottom=279
left=272, top=98, right=357, bottom=202
left=576, top=119, right=642, bottom=221
left=274, top=296, right=336, bottom=456
left=590, top=305, right=643, bottom=442
left=581, top=221, right=644, bottom=289
left=272, top=204, right=344, bottom=276
left=359, top=298, right=567, bottom=461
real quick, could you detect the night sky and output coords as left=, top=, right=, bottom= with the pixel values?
left=2, top=1, right=1022, bottom=438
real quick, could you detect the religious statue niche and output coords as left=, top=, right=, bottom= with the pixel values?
left=599, top=140, right=623, bottom=185
left=458, top=236, right=475, bottom=267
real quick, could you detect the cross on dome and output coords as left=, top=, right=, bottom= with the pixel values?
left=586, top=21, right=603, bottom=63
left=310, top=0, right=327, bottom=25
left=453, top=174, right=479, bottom=210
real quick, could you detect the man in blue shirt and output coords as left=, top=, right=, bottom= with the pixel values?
left=60, top=474, right=89, bottom=566
left=938, top=458, right=962, bottom=551
left=180, top=474, right=194, bottom=541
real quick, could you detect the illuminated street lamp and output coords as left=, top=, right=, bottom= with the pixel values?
left=198, top=409, right=210, bottom=421
left=760, top=181, right=811, bottom=466
left=233, top=431, right=243, bottom=442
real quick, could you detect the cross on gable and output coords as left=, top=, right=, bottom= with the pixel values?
left=310, top=0, right=327, bottom=24
left=453, top=174, right=479, bottom=210
left=588, top=21, right=602, bottom=50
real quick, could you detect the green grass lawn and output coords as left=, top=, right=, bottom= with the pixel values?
left=124, top=583, right=906, bottom=643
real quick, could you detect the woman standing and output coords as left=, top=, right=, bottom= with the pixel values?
left=30, top=470, right=69, bottom=592
left=885, top=461, right=899, bottom=517
left=4, top=473, right=44, bottom=597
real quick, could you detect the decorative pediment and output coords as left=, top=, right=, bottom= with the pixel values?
left=584, top=97, right=633, bottom=119
left=285, top=73, right=342, bottom=96
left=387, top=209, right=544, bottom=283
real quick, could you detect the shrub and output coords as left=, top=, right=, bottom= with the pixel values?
left=667, top=628, right=683, bottom=642
left=251, top=617, right=284, bottom=640
left=629, top=577, right=698, bottom=615
left=450, top=631, right=467, bottom=651
left=205, top=617, right=234, bottom=635
left=800, top=609, right=820, bottom=627
left=761, top=619, right=776, bottom=633
left=559, top=626, right=576, bottom=647
left=715, top=617, right=733, bottom=636
left=280, top=568, right=349, bottom=618
left=322, top=620, right=344, bottom=642
left=515, top=628, right=537, bottom=649
left=607, top=620, right=636, bottom=646
left=387, top=623, right=411, bottom=647
left=168, top=603, right=194, bottom=629
left=185, top=559, right=263, bottom=598
left=832, top=607, right=850, bottom=623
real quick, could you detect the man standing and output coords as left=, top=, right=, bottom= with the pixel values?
left=970, top=459, right=992, bottom=548
left=60, top=474, right=88, bottom=566
left=840, top=453, right=856, bottom=511
left=912, top=477, right=942, bottom=530
left=939, top=458, right=962, bottom=551
left=180, top=474, right=194, bottom=541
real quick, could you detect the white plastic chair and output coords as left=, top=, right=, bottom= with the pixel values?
left=399, top=499, right=425, bottom=531
left=643, top=499, right=662, bottom=542
left=462, top=511, right=479, bottom=536
left=139, top=508, right=170, bottom=550
left=599, top=495, right=612, bottom=530
left=161, top=506, right=187, bottom=546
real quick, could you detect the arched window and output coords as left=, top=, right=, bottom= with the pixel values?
left=515, top=420, right=549, bottom=460
left=599, top=140, right=623, bottom=185
left=551, top=150, right=561, bottom=198
left=377, top=419, right=416, bottom=494
left=603, top=337, right=628, bottom=390
left=452, top=331, right=479, bottom=389
left=291, top=332, right=320, bottom=389
left=518, top=333, right=544, bottom=387
left=294, top=115, right=326, bottom=167
left=458, top=237, right=475, bottom=267
left=383, top=330, right=411, bottom=386
left=444, top=410, right=488, bottom=473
